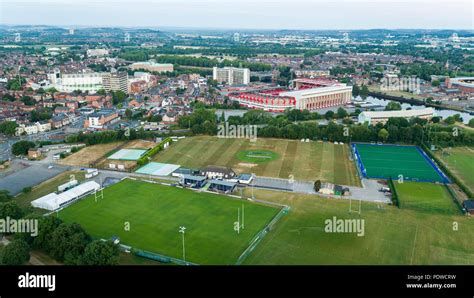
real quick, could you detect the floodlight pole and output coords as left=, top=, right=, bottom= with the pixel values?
left=251, top=173, right=255, bottom=199
left=237, top=208, right=240, bottom=234
left=179, top=226, right=186, bottom=264
left=358, top=199, right=362, bottom=215
left=242, top=204, right=245, bottom=230
left=349, top=197, right=352, bottom=213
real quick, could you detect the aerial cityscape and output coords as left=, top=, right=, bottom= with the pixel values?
left=0, top=0, right=473, bottom=296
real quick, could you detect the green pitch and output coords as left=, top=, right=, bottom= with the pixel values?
left=436, top=147, right=474, bottom=193
left=236, top=150, right=279, bottom=163
left=153, top=136, right=361, bottom=186
left=58, top=179, right=280, bottom=264
left=241, top=188, right=474, bottom=265
left=353, top=143, right=446, bottom=182
left=394, top=181, right=460, bottom=215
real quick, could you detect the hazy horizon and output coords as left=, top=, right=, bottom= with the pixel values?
left=0, top=0, right=473, bottom=30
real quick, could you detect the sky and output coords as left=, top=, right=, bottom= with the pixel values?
left=0, top=0, right=473, bottom=30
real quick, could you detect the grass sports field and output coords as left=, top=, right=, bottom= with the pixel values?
left=58, top=179, right=281, bottom=265
left=353, top=143, right=447, bottom=183
left=436, top=146, right=474, bottom=193
left=154, top=136, right=361, bottom=186
left=240, top=188, right=474, bottom=265
left=394, top=182, right=460, bottom=215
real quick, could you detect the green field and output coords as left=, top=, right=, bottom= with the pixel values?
left=58, top=179, right=280, bottom=265
left=154, top=136, right=361, bottom=186
left=394, top=182, right=460, bottom=215
left=240, top=188, right=474, bottom=265
left=236, top=150, right=279, bottom=163
left=436, top=146, right=474, bottom=193
left=354, top=143, right=446, bottom=182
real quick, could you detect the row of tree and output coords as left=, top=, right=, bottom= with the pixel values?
left=178, top=108, right=474, bottom=147
left=0, top=196, right=119, bottom=265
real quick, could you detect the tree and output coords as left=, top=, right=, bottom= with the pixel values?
left=81, top=240, right=120, bottom=265
left=352, top=84, right=360, bottom=97
left=431, top=80, right=440, bottom=87
left=0, top=201, right=23, bottom=219
left=6, top=77, right=25, bottom=90
left=111, top=90, right=128, bottom=105
left=32, top=217, right=63, bottom=250
left=0, top=121, right=18, bottom=136
left=325, top=110, right=335, bottom=120
left=30, top=109, right=52, bottom=122
left=0, top=190, right=12, bottom=203
left=1, top=94, right=15, bottom=102
left=20, top=96, right=35, bottom=106
left=124, top=109, right=133, bottom=119
left=0, top=239, right=30, bottom=265
left=385, top=101, right=402, bottom=111
left=336, top=108, right=348, bottom=119
left=360, top=85, right=369, bottom=99
left=468, top=118, right=474, bottom=128
left=444, top=116, right=456, bottom=125
left=12, top=140, right=35, bottom=156
left=314, top=180, right=322, bottom=192
left=378, top=128, right=389, bottom=142
left=48, top=223, right=90, bottom=264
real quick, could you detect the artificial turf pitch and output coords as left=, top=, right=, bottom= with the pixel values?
left=353, top=143, right=447, bottom=182
left=58, top=179, right=280, bottom=265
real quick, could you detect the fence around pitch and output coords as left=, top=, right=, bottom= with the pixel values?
left=235, top=205, right=290, bottom=265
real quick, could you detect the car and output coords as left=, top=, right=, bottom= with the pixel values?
left=48, top=165, right=54, bottom=169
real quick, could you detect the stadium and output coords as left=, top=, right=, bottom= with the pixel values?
left=228, top=78, right=352, bottom=112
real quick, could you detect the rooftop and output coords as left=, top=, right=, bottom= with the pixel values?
left=360, top=108, right=435, bottom=118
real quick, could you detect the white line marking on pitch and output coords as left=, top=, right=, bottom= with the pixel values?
left=410, top=225, right=419, bottom=265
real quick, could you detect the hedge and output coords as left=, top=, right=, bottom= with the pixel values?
left=136, top=137, right=172, bottom=167
left=387, top=178, right=399, bottom=207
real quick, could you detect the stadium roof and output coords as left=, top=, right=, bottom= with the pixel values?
left=31, top=181, right=100, bottom=211
left=279, top=85, right=352, bottom=99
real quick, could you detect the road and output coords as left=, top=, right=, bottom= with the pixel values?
left=253, top=176, right=390, bottom=203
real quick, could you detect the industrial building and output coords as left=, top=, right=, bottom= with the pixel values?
left=446, top=77, right=474, bottom=93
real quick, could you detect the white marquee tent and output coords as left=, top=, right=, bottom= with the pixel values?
left=31, top=181, right=101, bottom=211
